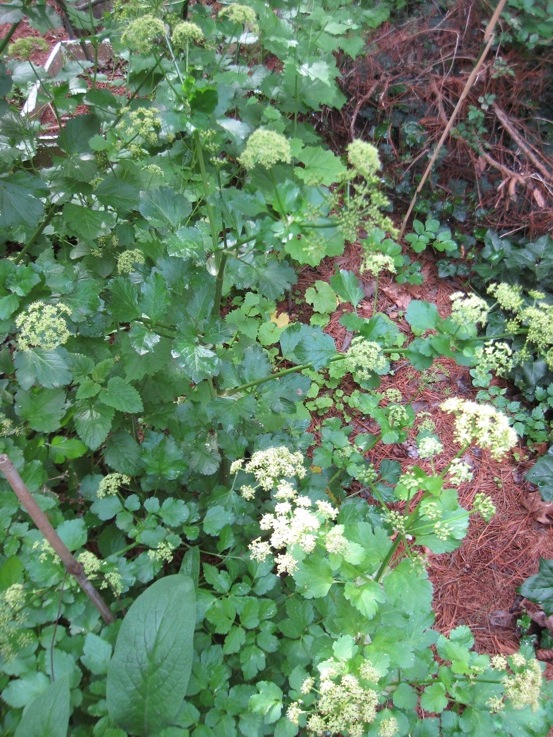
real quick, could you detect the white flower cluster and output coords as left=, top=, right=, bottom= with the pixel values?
left=449, top=292, right=489, bottom=327
left=417, top=435, right=443, bottom=459
left=249, top=493, right=339, bottom=574
left=489, top=654, right=544, bottom=712
left=16, top=301, right=72, bottom=351
left=362, top=252, right=397, bottom=277
left=346, top=139, right=381, bottom=179
left=301, top=667, right=379, bottom=737
left=471, top=492, right=496, bottom=522
left=239, top=129, right=292, bottom=170
left=473, top=341, right=514, bottom=380
left=440, top=398, right=517, bottom=460
left=231, top=446, right=305, bottom=495
left=487, top=282, right=524, bottom=312
left=98, top=473, right=130, bottom=498
left=447, top=458, right=473, bottom=485
left=77, top=550, right=124, bottom=596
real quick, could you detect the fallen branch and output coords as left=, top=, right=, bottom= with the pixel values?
left=0, top=455, right=115, bottom=624
left=492, top=104, right=553, bottom=184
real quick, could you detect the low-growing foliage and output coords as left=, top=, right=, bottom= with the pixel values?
left=0, top=1, right=552, bottom=736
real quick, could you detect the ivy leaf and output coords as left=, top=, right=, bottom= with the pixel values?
left=14, top=676, right=70, bottom=737
left=101, top=377, right=144, bottom=413
left=107, top=575, right=196, bottom=737
left=15, top=387, right=66, bottom=432
left=14, top=349, right=72, bottom=389
left=519, top=558, right=553, bottom=615
left=74, top=402, right=114, bottom=450
left=525, top=452, right=553, bottom=501
left=330, top=269, right=364, bottom=308
left=406, top=300, right=440, bottom=335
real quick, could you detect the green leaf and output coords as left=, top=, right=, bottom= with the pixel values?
left=140, top=272, right=170, bottom=322
left=107, top=575, right=196, bottom=737
left=95, top=175, right=141, bottom=214
left=526, top=452, right=553, bottom=501
left=139, top=187, right=191, bottom=229
left=224, top=626, right=246, bottom=655
left=56, top=518, right=87, bottom=551
left=305, top=280, right=338, bottom=314
left=406, top=300, right=440, bottom=335
left=293, top=557, right=334, bottom=598
left=14, top=349, right=72, bottom=389
left=109, top=277, right=141, bottom=322
left=15, top=387, right=66, bottom=432
left=420, top=683, right=448, bottom=713
left=280, top=323, right=336, bottom=370
left=101, top=377, right=144, bottom=413
left=81, top=633, right=112, bottom=676
left=179, top=546, right=200, bottom=585
left=330, top=269, right=364, bottom=308
left=249, top=682, right=283, bottom=725
left=171, top=341, right=221, bottom=383
left=343, top=579, right=387, bottom=619
left=104, top=431, right=141, bottom=474
left=0, top=178, right=44, bottom=229
left=14, top=676, right=70, bottom=737
left=203, top=505, right=235, bottom=535
left=519, top=558, right=553, bottom=615
left=74, top=402, right=114, bottom=450
left=49, top=436, right=88, bottom=463
left=57, top=114, right=100, bottom=154
left=0, top=557, right=24, bottom=588
left=295, top=147, right=347, bottom=186
left=63, top=203, right=115, bottom=242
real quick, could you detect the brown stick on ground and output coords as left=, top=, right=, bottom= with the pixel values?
left=0, top=454, right=115, bottom=624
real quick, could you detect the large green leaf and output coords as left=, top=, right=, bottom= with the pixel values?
left=280, top=323, right=335, bottom=370
left=14, top=676, right=70, bottom=737
left=74, top=402, right=114, bottom=450
left=14, top=348, right=72, bottom=389
left=101, top=377, right=144, bottom=413
left=519, top=558, right=553, bottom=615
left=0, top=178, right=44, bottom=229
left=106, top=575, right=196, bottom=737
left=62, top=203, right=115, bottom=241
left=15, top=387, right=66, bottom=432
left=139, top=187, right=192, bottom=229
left=330, top=269, right=364, bottom=308
left=406, top=300, right=440, bottom=335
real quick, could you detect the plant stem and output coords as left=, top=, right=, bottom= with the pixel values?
left=0, top=21, right=21, bottom=55
left=15, top=206, right=57, bottom=263
left=0, top=455, right=114, bottom=624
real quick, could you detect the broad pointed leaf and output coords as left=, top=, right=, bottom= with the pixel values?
left=14, top=676, right=70, bottom=737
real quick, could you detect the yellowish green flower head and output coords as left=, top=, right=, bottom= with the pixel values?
left=7, top=36, right=49, bottom=60
left=15, top=301, right=72, bottom=351
left=346, top=139, right=381, bottom=178
left=98, top=473, right=130, bottom=498
left=171, top=21, right=204, bottom=49
left=440, top=397, right=517, bottom=460
left=487, top=282, right=524, bottom=312
left=239, top=129, right=292, bottom=170
left=472, top=492, right=496, bottom=522
left=115, top=107, right=162, bottom=151
left=117, top=249, right=146, bottom=274
left=122, top=15, right=166, bottom=54
left=345, top=337, right=389, bottom=382
left=362, top=251, right=396, bottom=277
left=305, top=669, right=379, bottom=736
left=219, top=4, right=259, bottom=34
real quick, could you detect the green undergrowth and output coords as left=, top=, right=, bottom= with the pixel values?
left=0, top=1, right=552, bottom=736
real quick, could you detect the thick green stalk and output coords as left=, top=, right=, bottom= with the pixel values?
left=0, top=21, right=21, bottom=55
left=15, top=206, right=57, bottom=263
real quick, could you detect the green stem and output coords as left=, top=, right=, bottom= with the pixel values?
left=220, top=354, right=346, bottom=396
left=0, top=21, right=21, bottom=55
left=15, top=206, right=57, bottom=263
left=212, top=252, right=228, bottom=317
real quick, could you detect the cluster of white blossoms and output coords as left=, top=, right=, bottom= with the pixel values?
left=446, top=458, right=473, bottom=485
left=344, top=337, right=389, bottom=383
left=117, top=249, right=146, bottom=274
left=0, top=584, right=31, bottom=662
left=121, top=15, right=166, bottom=54
left=487, top=282, right=524, bottom=312
left=98, top=473, right=130, bottom=498
left=249, top=494, right=339, bottom=574
left=440, top=398, right=517, bottom=460
left=471, top=492, right=496, bottom=522
left=231, top=446, right=305, bottom=493
left=417, top=435, right=444, bottom=459
left=239, top=129, right=292, bottom=170
left=77, top=550, right=124, bottom=596
left=15, top=301, right=72, bottom=351
left=171, top=21, right=204, bottom=49
left=288, top=663, right=379, bottom=737
left=473, top=341, right=514, bottom=379
left=449, top=292, right=489, bottom=327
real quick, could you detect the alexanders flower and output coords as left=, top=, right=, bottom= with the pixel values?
left=440, top=397, right=517, bottom=459
left=239, top=129, right=292, bottom=170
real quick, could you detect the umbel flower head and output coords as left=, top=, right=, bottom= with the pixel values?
left=440, top=397, right=517, bottom=460
left=219, top=4, right=259, bottom=34
left=449, top=291, right=489, bottom=327
left=121, top=15, right=166, bottom=54
left=171, top=21, right=204, bottom=49
left=344, top=337, right=389, bottom=383
left=15, top=301, right=72, bottom=351
left=239, top=129, right=292, bottom=170
left=346, top=139, right=381, bottom=179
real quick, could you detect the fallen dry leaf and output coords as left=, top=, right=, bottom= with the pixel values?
left=520, top=492, right=553, bottom=525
